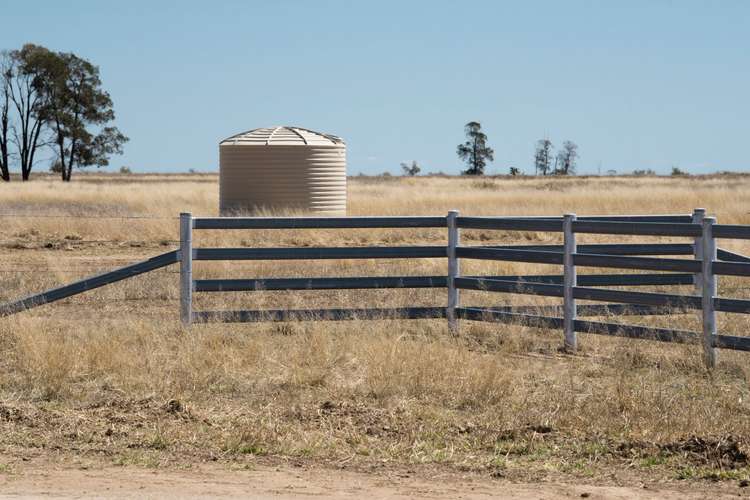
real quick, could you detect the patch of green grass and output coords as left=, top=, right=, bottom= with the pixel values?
left=676, top=466, right=750, bottom=481
left=294, top=447, right=314, bottom=457
left=640, top=454, right=667, bottom=468
left=147, top=434, right=169, bottom=450
left=489, top=456, right=508, bottom=469
left=700, top=467, right=749, bottom=481
left=236, top=443, right=267, bottom=455
left=494, top=440, right=531, bottom=456
left=570, top=459, right=596, bottom=477
left=577, top=441, right=610, bottom=460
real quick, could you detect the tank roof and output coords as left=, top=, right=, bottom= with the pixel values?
left=220, top=126, right=345, bottom=146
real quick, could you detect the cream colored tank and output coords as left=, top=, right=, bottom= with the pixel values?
left=219, top=126, right=347, bottom=215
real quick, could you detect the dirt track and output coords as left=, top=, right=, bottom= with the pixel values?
left=1, top=463, right=746, bottom=499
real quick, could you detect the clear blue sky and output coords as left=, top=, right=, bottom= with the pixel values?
left=3, top=1, right=748, bottom=175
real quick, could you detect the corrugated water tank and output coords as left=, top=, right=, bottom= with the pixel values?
left=219, top=126, right=347, bottom=215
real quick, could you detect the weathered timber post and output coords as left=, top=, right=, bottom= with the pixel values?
left=180, top=212, right=193, bottom=326
left=701, top=216, right=717, bottom=368
left=447, top=210, right=460, bottom=335
left=692, top=208, right=706, bottom=294
left=563, top=213, right=577, bottom=351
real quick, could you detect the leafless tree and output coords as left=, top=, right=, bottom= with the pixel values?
left=0, top=51, right=11, bottom=181
left=555, top=140, right=578, bottom=175
left=7, top=45, right=50, bottom=181
left=534, top=138, right=553, bottom=175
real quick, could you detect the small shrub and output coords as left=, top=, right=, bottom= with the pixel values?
left=400, top=161, right=421, bottom=176
left=49, top=160, right=63, bottom=174
left=671, top=166, right=688, bottom=176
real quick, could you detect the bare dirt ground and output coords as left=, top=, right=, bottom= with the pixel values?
left=1, top=460, right=746, bottom=499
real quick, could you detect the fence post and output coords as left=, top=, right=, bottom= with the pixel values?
left=447, top=210, right=460, bottom=335
left=701, top=216, right=717, bottom=368
left=692, top=208, right=706, bottom=294
left=180, top=212, right=193, bottom=326
left=563, top=213, right=577, bottom=352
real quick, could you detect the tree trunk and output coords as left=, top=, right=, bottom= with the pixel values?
left=0, top=100, right=8, bottom=182
left=10, top=75, right=46, bottom=182
left=472, top=138, right=478, bottom=175
left=64, top=137, right=76, bottom=182
left=56, top=131, right=68, bottom=182
left=0, top=146, right=9, bottom=181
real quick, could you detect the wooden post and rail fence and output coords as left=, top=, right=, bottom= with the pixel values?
left=2, top=208, right=750, bottom=368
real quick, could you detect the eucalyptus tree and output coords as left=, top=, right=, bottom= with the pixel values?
left=457, top=121, right=494, bottom=175
left=0, top=43, right=128, bottom=182
left=534, top=138, right=553, bottom=176
left=38, top=49, right=128, bottom=181
left=555, top=140, right=578, bottom=175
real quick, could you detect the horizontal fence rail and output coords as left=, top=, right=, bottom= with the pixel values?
left=457, top=217, right=564, bottom=231
left=193, top=216, right=448, bottom=230
left=571, top=221, right=702, bottom=237
left=572, top=318, right=699, bottom=343
left=194, top=276, right=448, bottom=292
left=193, top=307, right=447, bottom=323
left=194, top=273, right=697, bottom=293
left=456, top=247, right=564, bottom=264
left=455, top=277, right=564, bottom=297
left=456, top=308, right=699, bottom=344
left=714, top=297, right=750, bottom=314
left=485, top=303, right=692, bottom=317
left=571, top=287, right=703, bottom=309
left=713, top=225, right=750, bottom=240
left=455, top=273, right=694, bottom=287
left=574, top=215, right=693, bottom=223
left=193, top=246, right=447, bottom=261
left=713, top=334, right=750, bottom=351
left=572, top=253, right=702, bottom=273
left=483, top=243, right=695, bottom=256
left=712, top=261, right=750, bottom=277
left=456, top=215, right=695, bottom=232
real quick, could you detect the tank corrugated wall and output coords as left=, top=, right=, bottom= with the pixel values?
left=219, top=144, right=347, bottom=215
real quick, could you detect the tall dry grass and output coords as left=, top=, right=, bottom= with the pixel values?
left=0, top=173, right=749, bottom=480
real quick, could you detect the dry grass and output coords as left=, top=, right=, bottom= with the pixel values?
left=0, top=173, right=749, bottom=484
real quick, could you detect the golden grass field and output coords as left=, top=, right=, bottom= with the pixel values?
left=1, top=173, right=750, bottom=488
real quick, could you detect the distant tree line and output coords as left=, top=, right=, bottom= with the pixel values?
left=451, top=122, right=580, bottom=177
left=0, top=44, right=127, bottom=182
